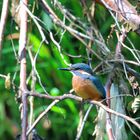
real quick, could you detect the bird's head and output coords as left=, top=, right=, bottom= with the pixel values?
left=59, top=63, right=93, bottom=75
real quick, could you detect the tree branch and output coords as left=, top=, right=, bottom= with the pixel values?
left=76, top=104, right=93, bottom=140
left=26, top=100, right=59, bottom=136
left=27, top=93, right=140, bottom=130
left=18, top=0, right=28, bottom=139
left=0, top=0, right=9, bottom=53
left=100, top=0, right=140, bottom=26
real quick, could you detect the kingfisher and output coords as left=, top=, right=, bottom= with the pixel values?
left=59, top=63, right=106, bottom=101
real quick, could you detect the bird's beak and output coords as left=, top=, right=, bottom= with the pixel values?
left=58, top=67, right=71, bottom=71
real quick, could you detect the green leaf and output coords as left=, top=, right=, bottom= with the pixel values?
left=131, top=96, right=140, bottom=113
left=64, top=99, right=77, bottom=114
left=29, top=33, right=51, bottom=58
left=50, top=87, right=60, bottom=96
left=51, top=106, right=66, bottom=115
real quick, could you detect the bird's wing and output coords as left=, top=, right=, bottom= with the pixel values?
left=87, top=75, right=106, bottom=98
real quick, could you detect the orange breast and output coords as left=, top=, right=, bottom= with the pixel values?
left=72, top=76, right=102, bottom=101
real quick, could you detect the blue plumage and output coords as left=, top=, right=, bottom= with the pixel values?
left=88, top=76, right=106, bottom=98
left=70, top=63, right=93, bottom=75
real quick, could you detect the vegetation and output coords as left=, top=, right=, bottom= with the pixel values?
left=0, top=0, right=140, bottom=140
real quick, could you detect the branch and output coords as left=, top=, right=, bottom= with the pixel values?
left=28, top=48, right=37, bottom=139
left=26, top=100, right=59, bottom=136
left=76, top=104, right=93, bottom=140
left=40, top=0, right=92, bottom=41
left=49, top=32, right=70, bottom=66
left=24, top=5, right=48, bottom=44
left=18, top=0, right=28, bottom=139
left=115, top=30, right=126, bottom=59
left=100, top=0, right=140, bottom=27
left=40, top=0, right=111, bottom=64
left=27, top=93, right=140, bottom=130
left=0, top=0, right=9, bottom=52
left=104, top=29, right=127, bottom=140
left=105, top=79, right=115, bottom=140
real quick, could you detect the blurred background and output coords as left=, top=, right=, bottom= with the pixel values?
left=0, top=0, right=140, bottom=139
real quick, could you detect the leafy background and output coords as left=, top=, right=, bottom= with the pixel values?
left=0, top=0, right=140, bottom=140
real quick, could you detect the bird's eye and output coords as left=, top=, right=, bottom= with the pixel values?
left=74, top=67, right=80, bottom=70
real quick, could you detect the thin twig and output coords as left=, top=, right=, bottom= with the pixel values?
left=105, top=79, right=115, bottom=140
left=100, top=0, right=140, bottom=25
left=0, top=0, right=9, bottom=52
left=76, top=108, right=84, bottom=138
left=33, top=40, right=49, bottom=94
left=28, top=48, right=36, bottom=139
left=26, top=100, right=59, bottom=136
left=40, top=0, right=110, bottom=57
left=108, top=59, right=140, bottom=66
left=24, top=5, right=48, bottom=44
left=106, top=112, right=115, bottom=140
left=27, top=93, right=140, bottom=130
left=0, top=73, right=7, bottom=79
left=18, top=0, right=28, bottom=139
left=126, top=120, right=140, bottom=139
left=49, top=31, right=70, bottom=66
left=40, top=0, right=93, bottom=40
left=76, top=104, right=93, bottom=140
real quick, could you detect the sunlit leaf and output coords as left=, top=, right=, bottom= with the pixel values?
left=131, top=96, right=140, bottom=113
left=50, top=87, right=60, bottom=96
left=51, top=106, right=66, bottom=115
left=5, top=73, right=10, bottom=89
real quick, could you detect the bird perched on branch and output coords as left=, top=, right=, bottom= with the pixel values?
left=59, top=63, right=106, bottom=101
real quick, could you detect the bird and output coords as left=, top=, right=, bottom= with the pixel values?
left=59, top=63, right=106, bottom=101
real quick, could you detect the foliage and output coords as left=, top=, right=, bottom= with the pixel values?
left=0, top=0, right=140, bottom=140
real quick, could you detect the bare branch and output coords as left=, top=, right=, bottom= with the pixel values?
left=27, top=93, right=140, bottom=130
left=18, top=0, right=28, bottom=139
left=26, top=100, right=59, bottom=136
left=24, top=5, right=48, bottom=44
left=0, top=0, right=9, bottom=52
left=100, top=0, right=140, bottom=26
left=40, top=0, right=93, bottom=40
left=76, top=104, right=93, bottom=140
